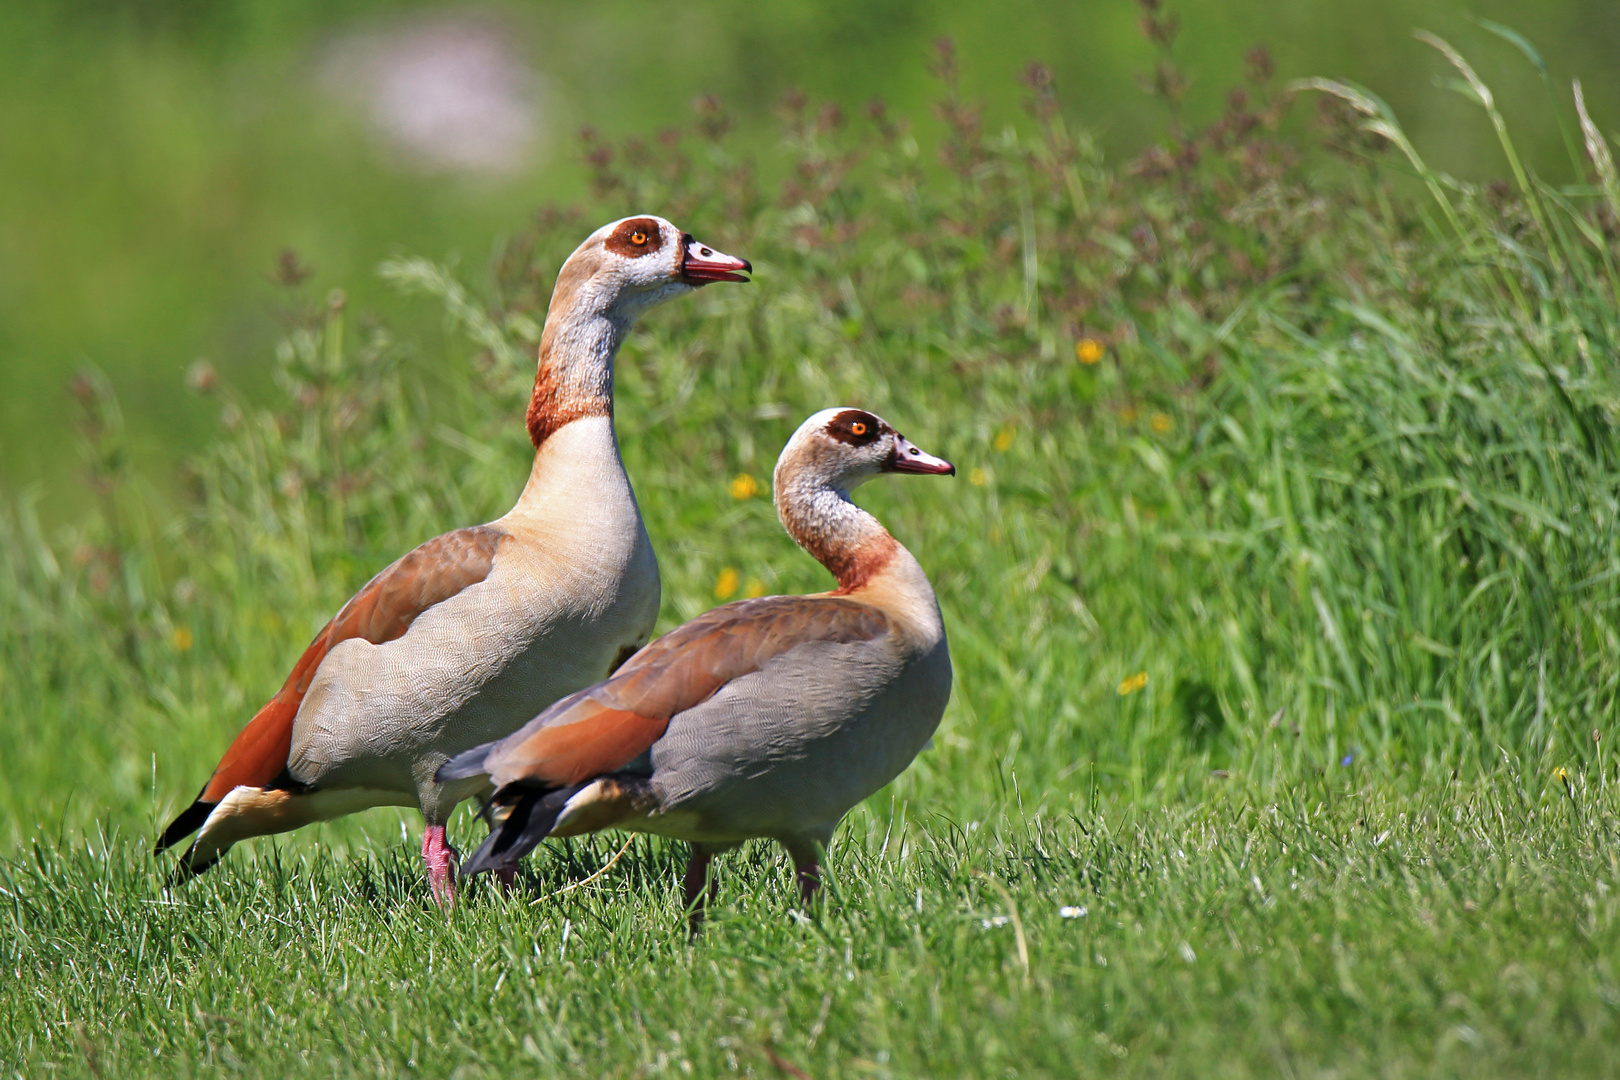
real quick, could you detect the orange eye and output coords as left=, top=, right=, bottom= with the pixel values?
left=630, top=230, right=648, bottom=245
left=850, top=421, right=867, bottom=435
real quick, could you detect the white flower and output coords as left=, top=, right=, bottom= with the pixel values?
left=1060, top=905, right=1087, bottom=919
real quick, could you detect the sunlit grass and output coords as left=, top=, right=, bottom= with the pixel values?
left=6, top=772, right=1620, bottom=1077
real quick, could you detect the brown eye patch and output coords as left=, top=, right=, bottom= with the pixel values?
left=604, top=217, right=663, bottom=258
left=826, top=409, right=885, bottom=446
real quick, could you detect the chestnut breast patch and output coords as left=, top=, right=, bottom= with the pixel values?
left=604, top=217, right=663, bottom=258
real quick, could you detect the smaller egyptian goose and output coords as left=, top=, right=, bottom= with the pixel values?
left=439, top=408, right=954, bottom=922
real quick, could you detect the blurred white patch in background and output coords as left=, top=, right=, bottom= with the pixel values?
left=323, top=13, right=543, bottom=175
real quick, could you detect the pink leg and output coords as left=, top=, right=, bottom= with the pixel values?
left=495, top=866, right=518, bottom=892
left=421, top=824, right=459, bottom=906
left=683, top=846, right=715, bottom=933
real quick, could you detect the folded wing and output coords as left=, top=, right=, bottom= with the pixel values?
left=444, top=595, right=894, bottom=794
left=157, top=525, right=505, bottom=853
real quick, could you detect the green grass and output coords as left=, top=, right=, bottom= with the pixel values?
left=7, top=775, right=1620, bottom=1077
left=7, top=30, right=1620, bottom=1078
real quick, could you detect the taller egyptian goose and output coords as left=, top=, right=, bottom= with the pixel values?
left=439, top=407, right=954, bottom=922
left=155, top=216, right=751, bottom=899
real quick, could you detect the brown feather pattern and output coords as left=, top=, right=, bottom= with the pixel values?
left=487, top=596, right=893, bottom=788
left=195, top=525, right=506, bottom=804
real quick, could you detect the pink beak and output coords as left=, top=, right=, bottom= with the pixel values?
left=680, top=234, right=752, bottom=284
left=888, top=434, right=955, bottom=475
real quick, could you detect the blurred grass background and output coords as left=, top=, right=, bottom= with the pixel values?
left=4, top=0, right=1619, bottom=521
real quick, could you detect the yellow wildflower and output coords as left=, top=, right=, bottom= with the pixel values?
left=1150, top=412, right=1172, bottom=433
left=728, top=473, right=760, bottom=500
left=969, top=467, right=988, bottom=487
left=714, top=567, right=739, bottom=600
left=1118, top=406, right=1138, bottom=424
left=744, top=577, right=768, bottom=599
left=1117, top=671, right=1149, bottom=695
left=1076, top=339, right=1105, bottom=365
left=994, top=426, right=1015, bottom=452
left=172, top=627, right=194, bottom=653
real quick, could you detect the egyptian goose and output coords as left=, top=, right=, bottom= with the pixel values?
left=155, top=216, right=751, bottom=900
left=439, top=407, right=954, bottom=922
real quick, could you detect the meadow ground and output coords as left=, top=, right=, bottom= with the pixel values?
left=7, top=36, right=1620, bottom=1078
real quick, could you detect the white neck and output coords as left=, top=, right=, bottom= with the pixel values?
left=507, top=415, right=635, bottom=521
left=542, top=302, right=630, bottom=408
left=776, top=471, right=942, bottom=641
left=525, top=264, right=655, bottom=450
left=778, top=482, right=887, bottom=566
left=514, top=286, right=636, bottom=516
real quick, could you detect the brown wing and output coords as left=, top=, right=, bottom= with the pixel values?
left=483, top=595, right=893, bottom=789
left=157, top=525, right=505, bottom=851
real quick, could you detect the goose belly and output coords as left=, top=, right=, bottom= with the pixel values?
left=646, top=637, right=952, bottom=843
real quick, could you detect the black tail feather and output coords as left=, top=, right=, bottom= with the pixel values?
left=461, top=786, right=580, bottom=876
left=155, top=794, right=215, bottom=855
left=163, top=840, right=224, bottom=887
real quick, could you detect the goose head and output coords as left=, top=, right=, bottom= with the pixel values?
left=526, top=215, right=749, bottom=447
left=775, top=408, right=955, bottom=497
left=559, top=215, right=751, bottom=322
left=773, top=408, right=953, bottom=592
